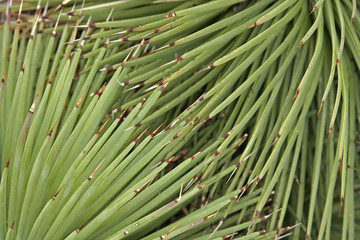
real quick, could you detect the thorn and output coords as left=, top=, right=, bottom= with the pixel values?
left=117, top=107, right=128, bottom=121
left=55, top=0, right=72, bottom=11
left=209, top=218, right=224, bottom=239
left=134, top=174, right=159, bottom=194
left=165, top=12, right=177, bottom=18
left=166, top=156, right=175, bottom=164
left=290, top=88, right=300, bottom=103
left=236, top=177, right=257, bottom=202
left=317, top=100, right=324, bottom=116
left=110, top=37, right=130, bottom=43
left=151, top=121, right=167, bottom=137
left=120, top=47, right=135, bottom=68
left=76, top=221, right=91, bottom=233
left=184, top=179, right=194, bottom=192
left=178, top=181, right=183, bottom=202
left=48, top=68, right=57, bottom=84
left=326, top=124, right=333, bottom=143
left=122, top=82, right=144, bottom=92
left=5, top=153, right=12, bottom=168
left=160, top=224, right=178, bottom=239
left=52, top=186, right=64, bottom=200
left=260, top=207, right=285, bottom=221
left=222, top=232, right=238, bottom=239
left=276, top=232, right=293, bottom=240
left=247, top=210, right=260, bottom=234
left=270, top=133, right=281, bottom=147
left=349, top=16, right=355, bottom=27
left=248, top=22, right=256, bottom=28
left=10, top=221, right=15, bottom=229
left=96, top=82, right=107, bottom=96
left=134, top=126, right=150, bottom=143
left=97, top=118, right=110, bottom=135
left=339, top=196, right=344, bottom=217
left=17, top=1, right=24, bottom=24
left=76, top=87, right=88, bottom=108
left=298, top=41, right=304, bottom=49
left=106, top=8, right=114, bottom=22
left=190, top=152, right=200, bottom=160
left=337, top=156, right=342, bottom=175
left=281, top=223, right=301, bottom=233
left=113, top=27, right=137, bottom=35
left=141, top=82, right=161, bottom=94
left=48, top=120, right=58, bottom=136
left=88, top=158, right=105, bottom=181
left=249, top=177, right=261, bottom=194
left=198, top=177, right=218, bottom=190
left=309, top=5, right=317, bottom=15
left=42, top=1, right=49, bottom=17
left=100, top=65, right=113, bottom=72
left=35, top=0, right=41, bottom=15
left=119, top=80, right=129, bottom=86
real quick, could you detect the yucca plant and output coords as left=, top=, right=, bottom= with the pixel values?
left=0, top=0, right=359, bottom=239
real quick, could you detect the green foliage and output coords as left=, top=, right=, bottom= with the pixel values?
left=0, top=0, right=359, bottom=239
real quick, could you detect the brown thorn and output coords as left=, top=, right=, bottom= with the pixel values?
left=248, top=22, right=256, bottom=29
left=151, top=121, right=167, bottom=137
left=88, top=158, right=105, bottom=181
left=96, top=82, right=107, bottom=96
left=316, top=100, right=324, bottom=116
left=190, top=152, right=200, bottom=160
left=171, top=134, right=178, bottom=141
left=52, top=185, right=64, bottom=200
left=290, top=88, right=300, bottom=103
left=175, top=56, right=183, bottom=62
left=10, top=221, right=15, bottom=229
left=48, top=67, right=57, bottom=84
left=222, top=233, right=238, bottom=239
left=338, top=196, right=344, bottom=217
left=48, top=121, right=58, bottom=136
left=76, top=221, right=91, bottom=233
left=337, top=156, right=342, bottom=176
left=160, top=82, right=168, bottom=92
left=134, top=126, right=150, bottom=143
left=160, top=224, right=178, bottom=239
left=297, top=40, right=304, bottom=49
left=117, top=107, right=129, bottom=121
left=207, top=63, right=215, bottom=69
left=309, top=5, right=317, bottom=15
left=198, top=177, right=218, bottom=190
left=97, top=118, right=110, bottom=135
left=247, top=210, right=260, bottom=233
left=165, top=12, right=177, bottom=18
left=5, top=153, right=13, bottom=168
left=349, top=17, right=355, bottom=27
left=166, top=156, right=175, bottom=164
left=134, top=174, right=159, bottom=194
left=270, top=133, right=281, bottom=147
left=76, top=87, right=88, bottom=108
left=326, top=125, right=333, bottom=143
